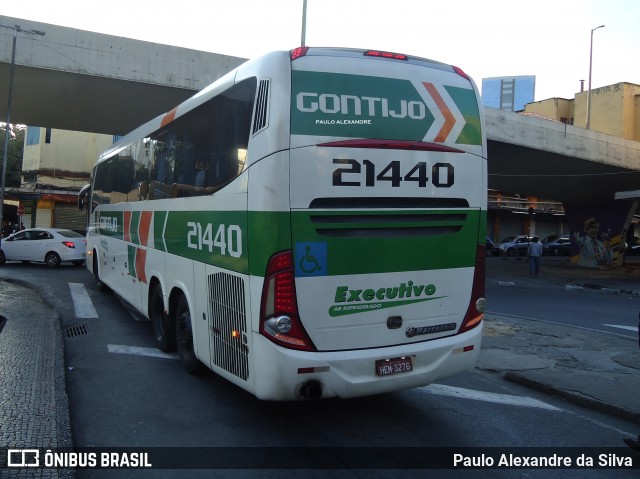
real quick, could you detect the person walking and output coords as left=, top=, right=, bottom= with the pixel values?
left=527, top=236, right=543, bottom=278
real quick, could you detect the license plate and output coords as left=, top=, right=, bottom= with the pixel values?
left=375, top=356, right=413, bottom=376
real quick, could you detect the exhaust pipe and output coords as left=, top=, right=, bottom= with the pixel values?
left=299, top=380, right=322, bottom=400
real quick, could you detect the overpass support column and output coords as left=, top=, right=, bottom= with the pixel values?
left=563, top=200, right=635, bottom=269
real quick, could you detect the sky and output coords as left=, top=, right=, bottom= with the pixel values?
left=2, top=0, right=640, bottom=102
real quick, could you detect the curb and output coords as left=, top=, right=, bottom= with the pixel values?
left=570, top=282, right=640, bottom=296
left=504, top=372, right=640, bottom=426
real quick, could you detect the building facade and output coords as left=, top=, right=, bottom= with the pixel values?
left=13, top=127, right=114, bottom=232
left=523, top=82, right=640, bottom=140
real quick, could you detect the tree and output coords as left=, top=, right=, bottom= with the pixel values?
left=0, top=123, right=25, bottom=188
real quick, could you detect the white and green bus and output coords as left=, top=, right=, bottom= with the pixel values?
left=84, top=47, right=487, bottom=400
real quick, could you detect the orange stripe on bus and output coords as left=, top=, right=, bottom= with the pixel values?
left=423, top=82, right=455, bottom=143
left=139, top=211, right=153, bottom=247
left=161, top=107, right=178, bottom=127
left=135, top=248, right=147, bottom=284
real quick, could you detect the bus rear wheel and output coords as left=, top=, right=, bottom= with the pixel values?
left=150, top=283, right=176, bottom=352
left=175, top=295, right=201, bottom=373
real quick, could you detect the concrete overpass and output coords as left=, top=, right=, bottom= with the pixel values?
left=485, top=108, right=640, bottom=205
left=0, top=15, right=246, bottom=135
left=2, top=15, right=640, bottom=208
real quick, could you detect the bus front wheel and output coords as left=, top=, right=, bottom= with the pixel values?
left=175, top=295, right=201, bottom=373
left=93, top=254, right=108, bottom=292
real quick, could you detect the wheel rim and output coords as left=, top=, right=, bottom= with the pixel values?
left=46, top=253, right=60, bottom=267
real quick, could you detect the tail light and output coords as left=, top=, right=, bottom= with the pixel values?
left=453, top=66, right=470, bottom=81
left=290, top=47, right=309, bottom=61
left=364, top=50, right=408, bottom=61
left=458, top=243, right=486, bottom=333
left=62, top=241, right=76, bottom=249
left=260, top=251, right=316, bottom=351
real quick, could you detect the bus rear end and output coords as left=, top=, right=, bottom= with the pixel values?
left=254, top=47, right=486, bottom=400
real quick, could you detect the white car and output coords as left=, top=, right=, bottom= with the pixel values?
left=0, top=228, right=86, bottom=267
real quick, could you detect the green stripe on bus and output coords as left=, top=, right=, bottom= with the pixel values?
left=247, top=211, right=292, bottom=276
left=96, top=208, right=483, bottom=277
left=445, top=85, right=482, bottom=146
left=127, top=245, right=137, bottom=278
left=154, top=211, right=167, bottom=251
left=162, top=210, right=249, bottom=274
left=290, top=209, right=482, bottom=275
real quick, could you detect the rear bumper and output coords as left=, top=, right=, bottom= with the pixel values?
left=251, top=323, right=482, bottom=400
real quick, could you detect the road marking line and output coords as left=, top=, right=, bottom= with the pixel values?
left=603, top=324, right=638, bottom=332
left=107, top=344, right=179, bottom=360
left=419, top=383, right=561, bottom=411
left=68, top=283, right=98, bottom=318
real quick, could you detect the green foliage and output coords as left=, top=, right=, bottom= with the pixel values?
left=0, top=124, right=24, bottom=187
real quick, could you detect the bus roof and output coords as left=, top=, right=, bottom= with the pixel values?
left=96, top=47, right=476, bottom=166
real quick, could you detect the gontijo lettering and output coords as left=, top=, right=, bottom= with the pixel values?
left=297, top=92, right=427, bottom=120
left=98, top=215, right=118, bottom=232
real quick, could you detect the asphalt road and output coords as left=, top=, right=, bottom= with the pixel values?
left=0, top=261, right=638, bottom=478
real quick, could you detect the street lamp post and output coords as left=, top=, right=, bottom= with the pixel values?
left=586, top=24, right=605, bottom=130
left=301, top=0, right=308, bottom=47
left=0, top=25, right=45, bottom=241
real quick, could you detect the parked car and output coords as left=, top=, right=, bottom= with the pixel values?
left=493, top=235, right=535, bottom=256
left=0, top=228, right=86, bottom=267
left=542, top=234, right=571, bottom=256
left=627, top=238, right=640, bottom=256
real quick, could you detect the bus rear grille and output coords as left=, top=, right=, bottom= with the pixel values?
left=310, top=213, right=466, bottom=238
left=207, top=272, right=249, bottom=381
left=252, top=79, right=270, bottom=135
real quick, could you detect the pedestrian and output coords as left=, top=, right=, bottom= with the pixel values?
left=2, top=221, right=13, bottom=238
left=623, top=313, right=640, bottom=452
left=527, top=236, right=543, bottom=277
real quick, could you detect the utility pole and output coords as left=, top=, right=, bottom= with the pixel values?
left=301, top=0, right=308, bottom=47
left=586, top=24, right=605, bottom=130
left=0, top=24, right=45, bottom=242
left=0, top=25, right=45, bottom=242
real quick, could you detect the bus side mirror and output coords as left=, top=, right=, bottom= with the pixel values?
left=78, top=184, right=91, bottom=210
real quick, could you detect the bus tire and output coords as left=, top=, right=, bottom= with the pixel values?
left=150, top=283, right=176, bottom=352
left=175, top=294, right=201, bottom=373
left=93, top=254, right=109, bottom=292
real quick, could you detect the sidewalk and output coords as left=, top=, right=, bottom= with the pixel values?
left=0, top=277, right=73, bottom=478
left=481, top=256, right=640, bottom=425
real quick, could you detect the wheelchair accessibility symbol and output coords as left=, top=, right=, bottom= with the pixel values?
left=295, top=242, right=328, bottom=277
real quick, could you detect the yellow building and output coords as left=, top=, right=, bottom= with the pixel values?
left=523, top=82, right=640, bottom=141
left=16, top=127, right=114, bottom=230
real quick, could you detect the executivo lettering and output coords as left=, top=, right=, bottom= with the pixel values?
left=329, top=281, right=443, bottom=317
